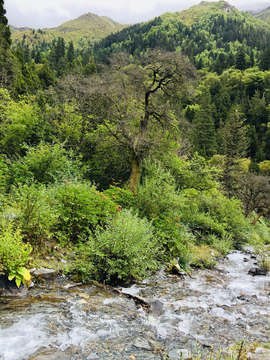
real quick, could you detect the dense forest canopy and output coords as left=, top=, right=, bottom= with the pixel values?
left=1, top=0, right=270, bottom=285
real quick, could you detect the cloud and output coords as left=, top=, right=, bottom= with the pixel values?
left=4, top=0, right=267, bottom=28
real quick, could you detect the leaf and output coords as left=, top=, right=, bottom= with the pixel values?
left=17, top=267, right=31, bottom=281
left=8, top=274, right=15, bottom=281
left=15, top=277, right=21, bottom=288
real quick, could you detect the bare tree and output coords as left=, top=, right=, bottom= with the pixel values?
left=238, top=173, right=270, bottom=224
left=61, top=50, right=196, bottom=192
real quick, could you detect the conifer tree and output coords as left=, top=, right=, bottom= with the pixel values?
left=0, top=0, right=11, bottom=49
left=67, top=41, right=75, bottom=63
left=222, top=107, right=249, bottom=197
left=193, top=87, right=216, bottom=158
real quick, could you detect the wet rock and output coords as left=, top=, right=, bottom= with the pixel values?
left=133, top=337, right=152, bottom=351
left=28, top=351, right=71, bottom=360
left=149, top=299, right=163, bottom=316
left=87, top=354, right=100, bottom=360
left=248, top=348, right=270, bottom=360
left=37, top=294, right=66, bottom=303
left=0, top=274, right=28, bottom=297
left=33, top=268, right=55, bottom=279
left=168, top=349, right=191, bottom=360
left=248, top=267, right=268, bottom=276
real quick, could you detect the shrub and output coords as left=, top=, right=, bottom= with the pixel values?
left=6, top=143, right=84, bottom=190
left=103, top=186, right=136, bottom=209
left=74, top=210, right=161, bottom=282
left=0, top=221, right=32, bottom=287
left=52, top=181, right=118, bottom=243
left=7, top=182, right=56, bottom=245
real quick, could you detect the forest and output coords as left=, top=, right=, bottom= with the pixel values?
left=1, top=0, right=270, bottom=287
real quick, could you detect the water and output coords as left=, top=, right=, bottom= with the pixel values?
left=1, top=250, right=270, bottom=360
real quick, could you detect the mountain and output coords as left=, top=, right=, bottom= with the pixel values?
left=254, top=5, right=270, bottom=22
left=10, top=12, right=127, bottom=50
left=93, top=0, right=270, bottom=63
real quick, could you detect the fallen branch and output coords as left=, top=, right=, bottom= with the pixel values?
left=63, top=282, right=82, bottom=289
left=112, top=287, right=151, bottom=307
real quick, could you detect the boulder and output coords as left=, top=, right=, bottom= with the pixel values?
left=33, top=268, right=55, bottom=279
left=248, top=268, right=268, bottom=276
left=28, top=350, right=71, bottom=360
left=133, top=337, right=152, bottom=351
left=248, top=347, right=270, bottom=360
left=0, top=274, right=28, bottom=297
left=149, top=299, right=164, bottom=316
left=168, top=349, right=192, bottom=360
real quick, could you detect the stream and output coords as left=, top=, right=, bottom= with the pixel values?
left=1, top=249, right=270, bottom=360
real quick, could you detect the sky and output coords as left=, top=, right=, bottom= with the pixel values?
left=4, top=0, right=270, bottom=29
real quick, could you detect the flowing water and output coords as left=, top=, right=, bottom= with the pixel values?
left=1, top=249, right=270, bottom=360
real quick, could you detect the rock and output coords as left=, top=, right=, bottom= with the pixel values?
left=149, top=299, right=164, bottom=316
left=33, top=268, right=55, bottom=279
left=0, top=274, right=28, bottom=297
left=28, top=351, right=71, bottom=360
left=77, top=299, right=88, bottom=305
left=248, top=347, right=270, bottom=360
left=37, top=294, right=66, bottom=303
left=87, top=354, right=100, bottom=360
left=133, top=337, right=152, bottom=351
left=168, top=349, right=191, bottom=360
left=248, top=267, right=267, bottom=276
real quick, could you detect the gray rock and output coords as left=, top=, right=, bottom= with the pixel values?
left=87, top=354, right=100, bottom=360
left=133, top=337, right=152, bottom=351
left=248, top=347, right=270, bottom=360
left=0, top=274, right=28, bottom=297
left=248, top=267, right=267, bottom=276
left=169, top=349, right=191, bottom=360
left=28, top=351, right=71, bottom=360
left=149, top=299, right=164, bottom=316
left=33, top=268, right=55, bottom=279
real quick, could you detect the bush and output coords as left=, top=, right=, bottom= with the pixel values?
left=6, top=182, right=56, bottom=245
left=6, top=143, right=84, bottom=190
left=0, top=221, right=32, bottom=286
left=52, top=181, right=118, bottom=243
left=74, top=209, right=161, bottom=282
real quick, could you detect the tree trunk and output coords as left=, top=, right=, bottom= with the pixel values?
left=251, top=212, right=264, bottom=225
left=128, top=153, right=140, bottom=194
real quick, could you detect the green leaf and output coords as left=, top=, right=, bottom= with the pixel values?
left=8, top=274, right=15, bottom=281
left=15, top=277, right=21, bottom=288
left=17, top=267, right=31, bottom=281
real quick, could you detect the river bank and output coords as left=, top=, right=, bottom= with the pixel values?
left=1, top=248, right=270, bottom=360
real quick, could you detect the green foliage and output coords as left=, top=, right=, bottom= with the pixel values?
left=74, top=209, right=160, bottom=281
left=52, top=181, right=118, bottom=243
left=7, top=182, right=56, bottom=245
left=103, top=185, right=135, bottom=209
left=0, top=221, right=32, bottom=286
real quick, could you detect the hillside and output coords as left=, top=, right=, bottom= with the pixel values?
left=94, top=0, right=270, bottom=64
left=11, top=12, right=127, bottom=51
left=255, top=6, right=270, bottom=22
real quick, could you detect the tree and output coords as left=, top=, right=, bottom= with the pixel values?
left=235, top=46, right=246, bottom=71
left=67, top=41, right=75, bottom=63
left=222, top=107, right=249, bottom=197
left=193, top=87, right=216, bottom=158
left=238, top=173, right=270, bottom=223
left=62, top=50, right=196, bottom=192
left=0, top=0, right=11, bottom=49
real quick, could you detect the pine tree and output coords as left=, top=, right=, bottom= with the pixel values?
left=67, top=41, right=75, bottom=63
left=0, top=0, right=11, bottom=49
left=235, top=47, right=246, bottom=71
left=193, top=87, right=216, bottom=158
left=222, top=107, right=249, bottom=197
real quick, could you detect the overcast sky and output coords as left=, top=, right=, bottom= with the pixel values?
left=4, top=0, right=270, bottom=29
